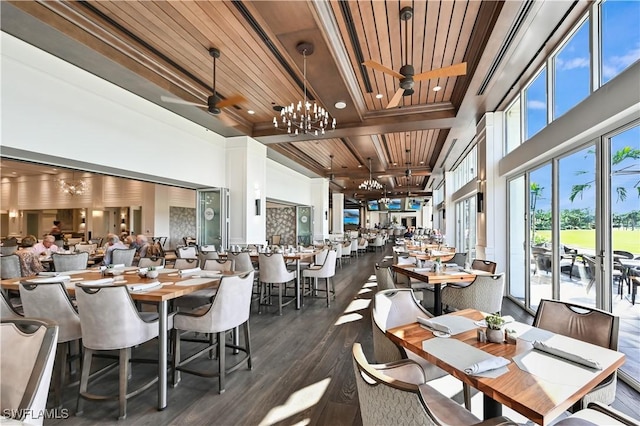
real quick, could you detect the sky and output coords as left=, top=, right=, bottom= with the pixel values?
left=527, top=0, right=639, bottom=215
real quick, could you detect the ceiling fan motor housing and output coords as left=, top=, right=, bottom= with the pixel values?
left=207, top=96, right=221, bottom=115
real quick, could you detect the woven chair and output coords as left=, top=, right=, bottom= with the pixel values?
left=441, top=273, right=505, bottom=314
left=352, top=343, right=515, bottom=426
left=471, top=259, right=497, bottom=274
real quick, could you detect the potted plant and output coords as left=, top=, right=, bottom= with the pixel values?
left=484, top=312, right=505, bottom=343
left=146, top=266, right=159, bottom=279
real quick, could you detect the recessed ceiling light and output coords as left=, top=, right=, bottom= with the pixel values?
left=247, top=110, right=255, bottom=115
left=334, top=101, right=347, bottom=109
left=358, top=165, right=363, bottom=168
left=375, top=94, right=383, bottom=99
left=419, top=161, right=424, bottom=164
left=433, top=86, right=442, bottom=92
left=393, top=163, right=397, bottom=166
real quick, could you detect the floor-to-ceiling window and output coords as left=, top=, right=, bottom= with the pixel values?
left=529, top=164, right=553, bottom=310
left=455, top=197, right=476, bottom=259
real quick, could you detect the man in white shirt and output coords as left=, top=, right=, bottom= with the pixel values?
left=31, top=235, right=59, bottom=256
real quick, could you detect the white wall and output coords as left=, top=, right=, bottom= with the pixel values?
left=1, top=33, right=226, bottom=188
left=265, top=158, right=313, bottom=206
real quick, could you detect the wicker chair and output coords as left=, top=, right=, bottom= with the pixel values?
left=441, top=274, right=505, bottom=314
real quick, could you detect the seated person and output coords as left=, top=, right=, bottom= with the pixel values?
left=16, top=235, right=45, bottom=276
left=124, top=235, right=134, bottom=246
left=103, top=234, right=128, bottom=266
left=129, top=234, right=150, bottom=258
left=404, top=227, right=415, bottom=238
left=30, top=235, right=60, bottom=256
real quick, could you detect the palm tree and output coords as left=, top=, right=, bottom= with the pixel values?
left=570, top=146, right=640, bottom=202
left=530, top=182, right=544, bottom=242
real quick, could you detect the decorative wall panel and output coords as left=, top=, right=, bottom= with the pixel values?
left=266, top=207, right=296, bottom=246
left=170, top=206, right=196, bottom=247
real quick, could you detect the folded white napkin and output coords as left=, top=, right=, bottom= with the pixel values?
left=416, top=317, right=451, bottom=334
left=413, top=267, right=431, bottom=272
left=127, top=281, right=162, bottom=292
left=533, top=340, right=602, bottom=370
left=179, top=267, right=202, bottom=277
left=199, top=271, right=222, bottom=278
left=81, top=278, right=115, bottom=286
left=25, top=275, right=71, bottom=284
left=37, top=271, right=60, bottom=277
left=109, top=264, right=125, bottom=269
left=464, top=356, right=510, bottom=375
left=138, top=267, right=149, bottom=274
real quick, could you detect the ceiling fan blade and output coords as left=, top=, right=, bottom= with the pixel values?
left=215, top=94, right=246, bottom=109
left=362, top=60, right=405, bottom=79
left=386, top=88, right=405, bottom=109
left=160, top=95, right=207, bottom=108
left=413, top=62, right=467, bottom=82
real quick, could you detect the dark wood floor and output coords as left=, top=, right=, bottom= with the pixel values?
left=48, top=245, right=639, bottom=425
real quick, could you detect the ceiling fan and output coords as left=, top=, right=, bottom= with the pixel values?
left=161, top=47, right=246, bottom=124
left=377, top=149, right=431, bottom=179
left=362, top=6, right=467, bottom=109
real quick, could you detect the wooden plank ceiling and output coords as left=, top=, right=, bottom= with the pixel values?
left=5, top=0, right=504, bottom=200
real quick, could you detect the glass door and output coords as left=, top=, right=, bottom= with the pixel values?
left=197, top=188, right=229, bottom=250
left=296, top=206, right=313, bottom=246
left=529, top=164, right=553, bottom=310
left=454, top=197, right=476, bottom=258
left=608, top=124, right=640, bottom=388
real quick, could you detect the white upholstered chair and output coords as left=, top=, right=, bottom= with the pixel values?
left=172, top=271, right=254, bottom=394
left=1, top=318, right=58, bottom=426
left=553, top=402, right=639, bottom=426
left=177, top=245, right=198, bottom=259
left=302, top=250, right=337, bottom=307
left=138, top=256, right=165, bottom=268
left=174, top=258, right=200, bottom=270
left=258, top=253, right=296, bottom=315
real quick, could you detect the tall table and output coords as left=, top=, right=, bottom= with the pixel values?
left=386, top=309, right=625, bottom=425
left=392, top=264, right=475, bottom=315
left=1, top=268, right=229, bottom=411
left=220, top=250, right=319, bottom=309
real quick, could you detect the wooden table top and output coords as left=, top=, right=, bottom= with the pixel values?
left=386, top=309, right=625, bottom=425
left=218, top=250, right=319, bottom=261
left=1, top=269, right=230, bottom=302
left=391, top=264, right=476, bottom=284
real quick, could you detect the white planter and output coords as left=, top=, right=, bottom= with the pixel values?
left=486, top=328, right=504, bottom=343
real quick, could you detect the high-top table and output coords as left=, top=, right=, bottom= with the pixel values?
left=392, top=264, right=476, bottom=315
left=219, top=250, right=319, bottom=309
left=1, top=268, right=232, bottom=411
left=386, top=309, right=625, bottom=425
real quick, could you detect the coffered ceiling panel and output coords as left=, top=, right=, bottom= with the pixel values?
left=3, top=0, right=516, bottom=200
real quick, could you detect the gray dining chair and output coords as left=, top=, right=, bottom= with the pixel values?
left=174, top=258, right=200, bottom=270
left=52, top=252, right=89, bottom=272
left=111, top=248, right=136, bottom=267
left=172, top=271, right=254, bottom=394
left=20, top=279, right=83, bottom=408
left=0, top=318, right=59, bottom=426
left=137, top=256, right=165, bottom=268
left=554, top=402, right=639, bottom=426
left=75, top=281, right=174, bottom=420
left=1, top=254, right=22, bottom=279
left=1, top=291, right=22, bottom=319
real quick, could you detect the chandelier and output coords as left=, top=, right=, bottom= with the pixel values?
left=58, top=173, right=88, bottom=196
left=379, top=185, right=391, bottom=205
left=359, top=158, right=383, bottom=191
left=273, top=42, right=336, bottom=136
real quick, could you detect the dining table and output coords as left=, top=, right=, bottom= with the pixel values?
left=392, top=264, right=476, bottom=315
left=218, top=249, right=320, bottom=309
left=386, top=309, right=625, bottom=425
left=1, top=267, right=233, bottom=411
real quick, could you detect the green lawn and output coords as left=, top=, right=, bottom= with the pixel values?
left=536, top=229, right=640, bottom=254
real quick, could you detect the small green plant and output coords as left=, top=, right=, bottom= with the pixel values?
left=485, top=312, right=505, bottom=330
left=147, top=266, right=156, bottom=271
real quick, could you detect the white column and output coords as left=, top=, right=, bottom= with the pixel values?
left=310, top=178, right=329, bottom=241
left=332, top=192, right=344, bottom=235
left=225, top=136, right=267, bottom=246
